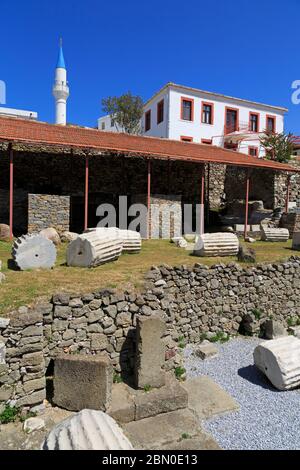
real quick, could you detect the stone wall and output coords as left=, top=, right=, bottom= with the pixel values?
left=280, top=213, right=300, bottom=237
left=28, top=194, right=70, bottom=235
left=1, top=257, right=300, bottom=410
left=132, top=194, right=182, bottom=238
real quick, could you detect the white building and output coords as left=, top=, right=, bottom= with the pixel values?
left=0, top=107, right=38, bottom=120
left=98, top=82, right=287, bottom=158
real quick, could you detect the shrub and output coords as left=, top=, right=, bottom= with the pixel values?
left=0, top=406, right=19, bottom=424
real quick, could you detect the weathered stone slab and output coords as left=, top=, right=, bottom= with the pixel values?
left=9, top=310, right=42, bottom=328
left=159, top=434, right=221, bottom=450
left=194, top=341, right=218, bottom=360
left=135, top=315, right=166, bottom=389
left=182, top=376, right=239, bottom=419
left=194, top=233, right=239, bottom=257
left=23, top=417, right=45, bottom=434
left=16, top=389, right=46, bottom=407
left=42, top=409, right=133, bottom=450
left=108, top=383, right=135, bottom=424
left=134, top=375, right=188, bottom=420
left=123, top=409, right=200, bottom=450
left=292, top=232, right=300, bottom=250
left=53, top=355, right=113, bottom=411
left=254, top=337, right=300, bottom=390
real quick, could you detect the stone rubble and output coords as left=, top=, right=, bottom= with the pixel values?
left=23, top=417, right=45, bottom=434
left=1, top=256, right=300, bottom=408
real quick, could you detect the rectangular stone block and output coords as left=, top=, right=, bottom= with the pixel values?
left=15, top=389, right=46, bottom=408
left=53, top=354, right=113, bottom=411
left=135, top=315, right=166, bottom=389
left=292, top=232, right=300, bottom=250
left=234, top=224, right=250, bottom=232
left=134, top=375, right=188, bottom=420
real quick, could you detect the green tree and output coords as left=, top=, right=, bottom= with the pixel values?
left=102, top=92, right=144, bottom=135
left=259, top=132, right=294, bottom=163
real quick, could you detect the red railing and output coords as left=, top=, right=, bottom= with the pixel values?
left=224, top=120, right=258, bottom=135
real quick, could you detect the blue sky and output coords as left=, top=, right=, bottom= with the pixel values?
left=1, top=0, right=300, bottom=132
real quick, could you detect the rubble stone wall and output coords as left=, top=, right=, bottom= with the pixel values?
left=28, top=194, right=70, bottom=235
left=1, top=257, right=300, bottom=409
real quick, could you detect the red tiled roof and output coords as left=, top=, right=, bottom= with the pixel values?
left=0, top=116, right=298, bottom=173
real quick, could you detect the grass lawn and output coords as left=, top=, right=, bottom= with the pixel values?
left=0, top=238, right=295, bottom=317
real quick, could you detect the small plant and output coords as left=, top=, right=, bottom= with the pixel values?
left=209, top=331, right=229, bottom=343
left=113, top=372, right=123, bottom=384
left=252, top=308, right=263, bottom=320
left=177, top=336, right=186, bottom=349
left=200, top=333, right=207, bottom=342
left=143, top=384, right=152, bottom=393
left=287, top=317, right=296, bottom=327
left=0, top=406, right=19, bottom=424
left=175, top=366, right=186, bottom=380
left=181, top=433, right=191, bottom=440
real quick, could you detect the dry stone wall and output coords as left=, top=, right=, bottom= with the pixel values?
left=1, top=257, right=300, bottom=409
left=28, top=194, right=70, bottom=235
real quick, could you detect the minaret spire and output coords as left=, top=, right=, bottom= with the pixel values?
left=52, top=38, right=69, bottom=125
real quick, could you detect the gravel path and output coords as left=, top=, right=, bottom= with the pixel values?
left=185, top=337, right=300, bottom=450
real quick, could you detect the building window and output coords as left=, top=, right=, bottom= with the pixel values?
left=225, top=107, right=239, bottom=134
left=180, top=136, right=193, bottom=142
left=201, top=139, right=212, bottom=144
left=249, top=113, right=259, bottom=132
left=157, top=99, right=164, bottom=124
left=110, top=118, right=115, bottom=127
left=145, top=110, right=151, bottom=132
left=181, top=97, right=194, bottom=121
left=202, top=102, right=214, bottom=125
left=266, top=115, right=276, bottom=133
left=249, top=146, right=258, bottom=157
left=101, top=122, right=105, bottom=130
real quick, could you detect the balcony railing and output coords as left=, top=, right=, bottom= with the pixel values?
left=224, top=120, right=259, bottom=135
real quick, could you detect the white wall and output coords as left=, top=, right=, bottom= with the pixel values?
left=98, top=114, right=124, bottom=132
left=142, top=90, right=169, bottom=138
left=167, top=87, right=285, bottom=157
left=0, top=107, right=38, bottom=120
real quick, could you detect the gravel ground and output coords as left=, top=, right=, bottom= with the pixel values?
left=185, top=337, right=300, bottom=450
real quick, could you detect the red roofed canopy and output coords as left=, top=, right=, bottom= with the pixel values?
left=0, top=116, right=298, bottom=173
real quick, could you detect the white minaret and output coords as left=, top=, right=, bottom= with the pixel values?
left=52, top=39, right=69, bottom=125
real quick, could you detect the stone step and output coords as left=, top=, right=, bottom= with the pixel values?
left=123, top=409, right=206, bottom=450
left=108, top=374, right=188, bottom=423
left=182, top=376, right=239, bottom=419
left=159, top=435, right=221, bottom=450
